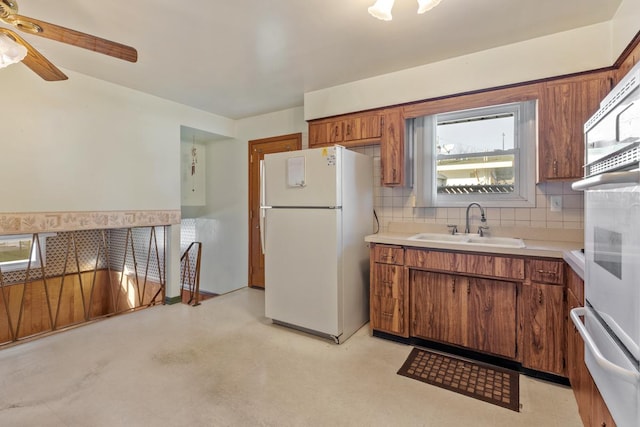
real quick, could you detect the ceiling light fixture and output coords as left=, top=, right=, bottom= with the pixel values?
left=368, top=0, right=443, bottom=21
left=0, top=32, right=27, bottom=69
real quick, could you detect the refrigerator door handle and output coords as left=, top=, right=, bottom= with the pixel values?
left=570, top=307, right=640, bottom=383
left=260, top=207, right=270, bottom=254
left=260, top=159, right=269, bottom=255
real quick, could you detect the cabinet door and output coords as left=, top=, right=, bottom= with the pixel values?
left=411, top=271, right=466, bottom=347
left=467, top=278, right=517, bottom=358
left=539, top=71, right=613, bottom=181
left=567, top=290, right=593, bottom=427
left=380, top=108, right=404, bottom=186
left=344, top=114, right=382, bottom=142
left=523, top=282, right=565, bottom=375
left=308, top=120, right=343, bottom=147
left=590, top=377, right=617, bottom=427
left=370, top=263, right=408, bottom=336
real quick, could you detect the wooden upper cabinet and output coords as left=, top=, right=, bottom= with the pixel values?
left=308, top=112, right=382, bottom=148
left=309, top=120, right=343, bottom=146
left=380, top=108, right=405, bottom=186
left=538, top=71, right=614, bottom=181
left=344, top=114, right=382, bottom=142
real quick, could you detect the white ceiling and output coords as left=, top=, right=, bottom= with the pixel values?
left=3, top=0, right=623, bottom=119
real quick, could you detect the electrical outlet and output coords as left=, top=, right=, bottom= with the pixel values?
left=550, top=195, right=562, bottom=212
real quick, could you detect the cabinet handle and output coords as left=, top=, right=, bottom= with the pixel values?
left=381, top=280, right=394, bottom=286
left=538, top=289, right=543, bottom=304
left=552, top=160, right=558, bottom=176
left=537, top=269, right=557, bottom=276
left=346, top=124, right=351, bottom=136
left=381, top=312, right=394, bottom=317
left=451, top=278, right=456, bottom=293
left=467, top=282, right=471, bottom=294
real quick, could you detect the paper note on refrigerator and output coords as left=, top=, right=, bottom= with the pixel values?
left=287, top=156, right=306, bottom=187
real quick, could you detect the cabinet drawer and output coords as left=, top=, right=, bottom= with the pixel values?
left=371, top=296, right=406, bottom=336
left=528, top=259, right=564, bottom=285
left=405, top=248, right=524, bottom=280
left=372, top=264, right=404, bottom=298
left=372, top=245, right=404, bottom=265
left=405, top=248, right=456, bottom=270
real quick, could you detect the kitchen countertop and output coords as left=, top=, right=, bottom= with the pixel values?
left=365, top=222, right=583, bottom=259
left=563, top=249, right=585, bottom=280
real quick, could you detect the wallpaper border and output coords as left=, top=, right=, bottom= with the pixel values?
left=0, top=210, right=181, bottom=235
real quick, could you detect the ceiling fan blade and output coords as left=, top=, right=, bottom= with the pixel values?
left=8, top=14, right=138, bottom=63
left=0, top=28, right=67, bottom=81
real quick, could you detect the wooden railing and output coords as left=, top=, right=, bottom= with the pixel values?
left=180, top=242, right=202, bottom=306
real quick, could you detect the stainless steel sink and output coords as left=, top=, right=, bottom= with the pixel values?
left=408, top=232, right=526, bottom=248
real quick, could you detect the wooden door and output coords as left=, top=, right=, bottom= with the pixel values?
left=467, top=278, right=517, bottom=358
left=248, top=133, right=301, bottom=288
left=411, top=271, right=466, bottom=347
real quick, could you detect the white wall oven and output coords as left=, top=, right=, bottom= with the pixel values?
left=572, top=61, right=640, bottom=427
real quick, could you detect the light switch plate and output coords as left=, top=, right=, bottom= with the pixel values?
left=550, top=195, right=562, bottom=212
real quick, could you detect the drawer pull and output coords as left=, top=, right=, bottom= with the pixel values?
left=381, top=280, right=394, bottom=285
left=381, top=312, right=394, bottom=317
left=537, top=270, right=557, bottom=276
left=538, top=289, right=543, bottom=304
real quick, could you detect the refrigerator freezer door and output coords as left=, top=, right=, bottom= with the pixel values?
left=264, top=208, right=342, bottom=337
left=263, top=146, right=341, bottom=207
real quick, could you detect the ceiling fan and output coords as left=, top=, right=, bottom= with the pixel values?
left=0, top=0, right=137, bottom=81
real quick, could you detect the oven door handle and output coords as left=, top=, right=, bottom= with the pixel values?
left=571, top=168, right=640, bottom=191
left=570, top=307, right=640, bottom=384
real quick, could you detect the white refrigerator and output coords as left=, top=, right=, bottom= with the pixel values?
left=261, top=146, right=373, bottom=344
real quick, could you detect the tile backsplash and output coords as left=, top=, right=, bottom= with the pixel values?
left=350, top=145, right=583, bottom=232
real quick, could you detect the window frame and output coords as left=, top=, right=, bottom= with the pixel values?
left=0, top=233, right=55, bottom=272
left=414, top=100, right=537, bottom=208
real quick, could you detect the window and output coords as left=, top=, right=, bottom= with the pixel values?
left=414, top=100, right=537, bottom=207
left=0, top=233, right=54, bottom=272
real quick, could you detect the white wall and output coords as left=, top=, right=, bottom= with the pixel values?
left=304, top=21, right=624, bottom=120
left=611, top=0, right=640, bottom=57
left=0, top=65, right=236, bottom=299
left=0, top=65, right=235, bottom=213
left=183, top=107, right=307, bottom=295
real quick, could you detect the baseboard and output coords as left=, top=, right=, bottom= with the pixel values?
left=164, top=295, right=182, bottom=305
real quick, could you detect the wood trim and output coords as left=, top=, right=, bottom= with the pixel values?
left=613, top=29, right=640, bottom=68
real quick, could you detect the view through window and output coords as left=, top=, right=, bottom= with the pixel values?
left=436, top=112, right=515, bottom=194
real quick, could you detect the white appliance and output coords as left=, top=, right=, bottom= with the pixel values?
left=261, top=146, right=373, bottom=344
left=571, top=61, right=640, bottom=427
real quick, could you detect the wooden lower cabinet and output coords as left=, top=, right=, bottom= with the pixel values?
left=522, top=281, right=565, bottom=375
left=410, top=270, right=517, bottom=358
left=566, top=275, right=617, bottom=427
left=411, top=271, right=466, bottom=347
left=370, top=263, right=407, bottom=336
left=468, top=277, right=517, bottom=358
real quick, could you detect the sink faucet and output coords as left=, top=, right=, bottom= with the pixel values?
left=465, top=203, right=487, bottom=234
